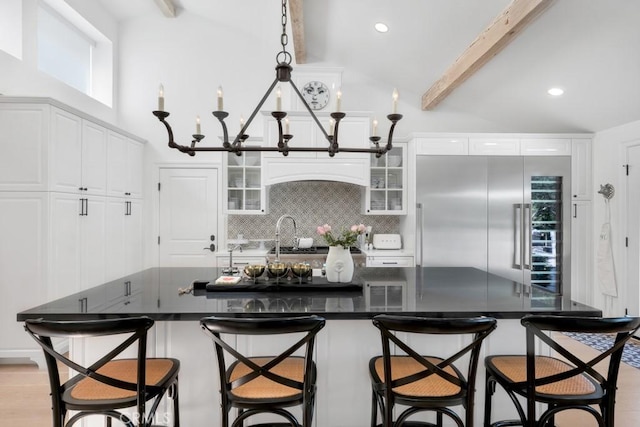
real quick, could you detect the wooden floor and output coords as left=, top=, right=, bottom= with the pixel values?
left=1, top=335, right=639, bottom=426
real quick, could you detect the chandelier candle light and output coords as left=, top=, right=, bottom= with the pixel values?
left=152, top=0, right=402, bottom=158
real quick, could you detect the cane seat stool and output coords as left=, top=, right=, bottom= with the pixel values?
left=484, top=314, right=640, bottom=427
left=24, top=316, right=180, bottom=427
left=369, top=314, right=497, bottom=427
left=200, top=315, right=325, bottom=427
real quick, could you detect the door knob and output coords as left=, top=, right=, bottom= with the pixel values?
left=203, top=244, right=216, bottom=252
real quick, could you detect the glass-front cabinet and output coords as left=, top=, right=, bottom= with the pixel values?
left=225, top=150, right=266, bottom=214
left=364, top=144, right=406, bottom=214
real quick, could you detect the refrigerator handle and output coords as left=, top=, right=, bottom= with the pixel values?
left=513, top=204, right=523, bottom=269
left=524, top=203, right=532, bottom=270
left=416, top=203, right=423, bottom=267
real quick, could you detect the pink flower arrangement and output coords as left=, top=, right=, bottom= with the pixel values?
left=316, top=223, right=366, bottom=248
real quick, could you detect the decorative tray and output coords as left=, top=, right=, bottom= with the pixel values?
left=192, top=277, right=362, bottom=293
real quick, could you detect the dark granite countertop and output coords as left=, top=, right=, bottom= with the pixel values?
left=17, top=267, right=601, bottom=321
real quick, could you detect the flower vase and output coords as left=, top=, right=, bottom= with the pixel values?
left=325, top=246, right=354, bottom=283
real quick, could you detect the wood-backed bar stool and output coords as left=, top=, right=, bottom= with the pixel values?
left=369, top=314, right=497, bottom=427
left=24, top=316, right=180, bottom=427
left=484, top=314, right=640, bottom=427
left=200, top=315, right=325, bottom=427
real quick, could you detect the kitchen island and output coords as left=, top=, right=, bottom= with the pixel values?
left=17, top=267, right=600, bottom=426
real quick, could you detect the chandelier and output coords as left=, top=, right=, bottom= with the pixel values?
left=152, top=0, right=402, bottom=158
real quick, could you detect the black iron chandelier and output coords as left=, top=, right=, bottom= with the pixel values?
left=152, top=0, right=402, bottom=158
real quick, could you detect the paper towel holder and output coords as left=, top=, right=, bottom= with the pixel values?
left=598, top=183, right=615, bottom=200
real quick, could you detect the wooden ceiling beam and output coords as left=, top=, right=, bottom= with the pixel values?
left=153, top=0, right=176, bottom=18
left=421, top=0, right=553, bottom=110
left=289, top=0, right=306, bottom=64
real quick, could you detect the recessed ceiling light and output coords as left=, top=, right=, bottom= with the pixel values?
left=374, top=22, right=389, bottom=33
left=547, top=87, right=564, bottom=96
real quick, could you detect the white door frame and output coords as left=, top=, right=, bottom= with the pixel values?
left=152, top=162, right=225, bottom=267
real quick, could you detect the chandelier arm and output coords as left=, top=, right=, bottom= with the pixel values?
left=212, top=111, right=230, bottom=148
left=329, top=112, right=345, bottom=157
left=385, top=113, right=403, bottom=153
left=369, top=136, right=383, bottom=157
left=153, top=111, right=197, bottom=156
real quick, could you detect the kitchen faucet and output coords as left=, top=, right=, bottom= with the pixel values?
left=275, top=214, right=298, bottom=262
left=223, top=244, right=243, bottom=275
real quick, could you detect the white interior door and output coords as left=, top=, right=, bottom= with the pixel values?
left=159, top=168, right=219, bottom=266
left=625, top=144, right=640, bottom=317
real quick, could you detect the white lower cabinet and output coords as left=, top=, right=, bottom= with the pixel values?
left=366, top=256, right=414, bottom=268
left=49, top=193, right=106, bottom=300
left=0, top=97, right=145, bottom=364
left=0, top=193, right=49, bottom=362
left=106, top=198, right=143, bottom=281
left=571, top=201, right=592, bottom=305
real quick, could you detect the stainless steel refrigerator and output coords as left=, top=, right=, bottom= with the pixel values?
left=416, top=156, right=571, bottom=295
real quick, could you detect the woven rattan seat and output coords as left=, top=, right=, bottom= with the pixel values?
left=484, top=314, right=640, bottom=427
left=200, top=316, right=325, bottom=427
left=228, top=356, right=305, bottom=399
left=24, top=317, right=180, bottom=427
left=69, top=359, right=178, bottom=401
left=373, top=356, right=462, bottom=398
left=369, top=314, right=497, bottom=427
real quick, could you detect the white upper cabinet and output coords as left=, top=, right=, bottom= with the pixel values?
left=80, top=120, right=108, bottom=195
left=49, top=107, right=83, bottom=193
left=0, top=99, right=143, bottom=197
left=363, top=143, right=407, bottom=215
left=414, top=135, right=575, bottom=157
left=224, top=146, right=267, bottom=214
left=415, top=137, right=469, bottom=156
left=571, top=138, right=592, bottom=200
left=0, top=103, right=49, bottom=190
left=520, top=138, right=572, bottom=156
left=469, top=138, right=520, bottom=155
left=107, top=131, right=144, bottom=198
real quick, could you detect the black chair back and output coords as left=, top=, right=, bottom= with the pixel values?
left=24, top=316, right=180, bottom=427
left=371, top=314, right=497, bottom=427
left=522, top=315, right=640, bottom=426
left=200, top=315, right=325, bottom=427
left=485, top=314, right=640, bottom=427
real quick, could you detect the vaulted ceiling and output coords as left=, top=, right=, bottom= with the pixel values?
left=98, top=0, right=640, bottom=133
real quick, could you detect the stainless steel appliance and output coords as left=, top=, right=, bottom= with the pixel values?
left=416, top=156, right=571, bottom=296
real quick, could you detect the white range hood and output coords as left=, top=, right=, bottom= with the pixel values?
left=263, top=156, right=369, bottom=186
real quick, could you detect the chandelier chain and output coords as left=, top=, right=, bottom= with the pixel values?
left=278, top=0, right=291, bottom=64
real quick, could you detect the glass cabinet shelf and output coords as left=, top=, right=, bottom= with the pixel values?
left=225, top=150, right=265, bottom=213
left=364, top=145, right=406, bottom=214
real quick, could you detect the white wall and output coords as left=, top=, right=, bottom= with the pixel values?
left=0, top=0, right=118, bottom=124
left=592, top=119, right=640, bottom=316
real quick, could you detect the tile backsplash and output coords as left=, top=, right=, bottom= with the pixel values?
left=227, top=181, right=399, bottom=248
